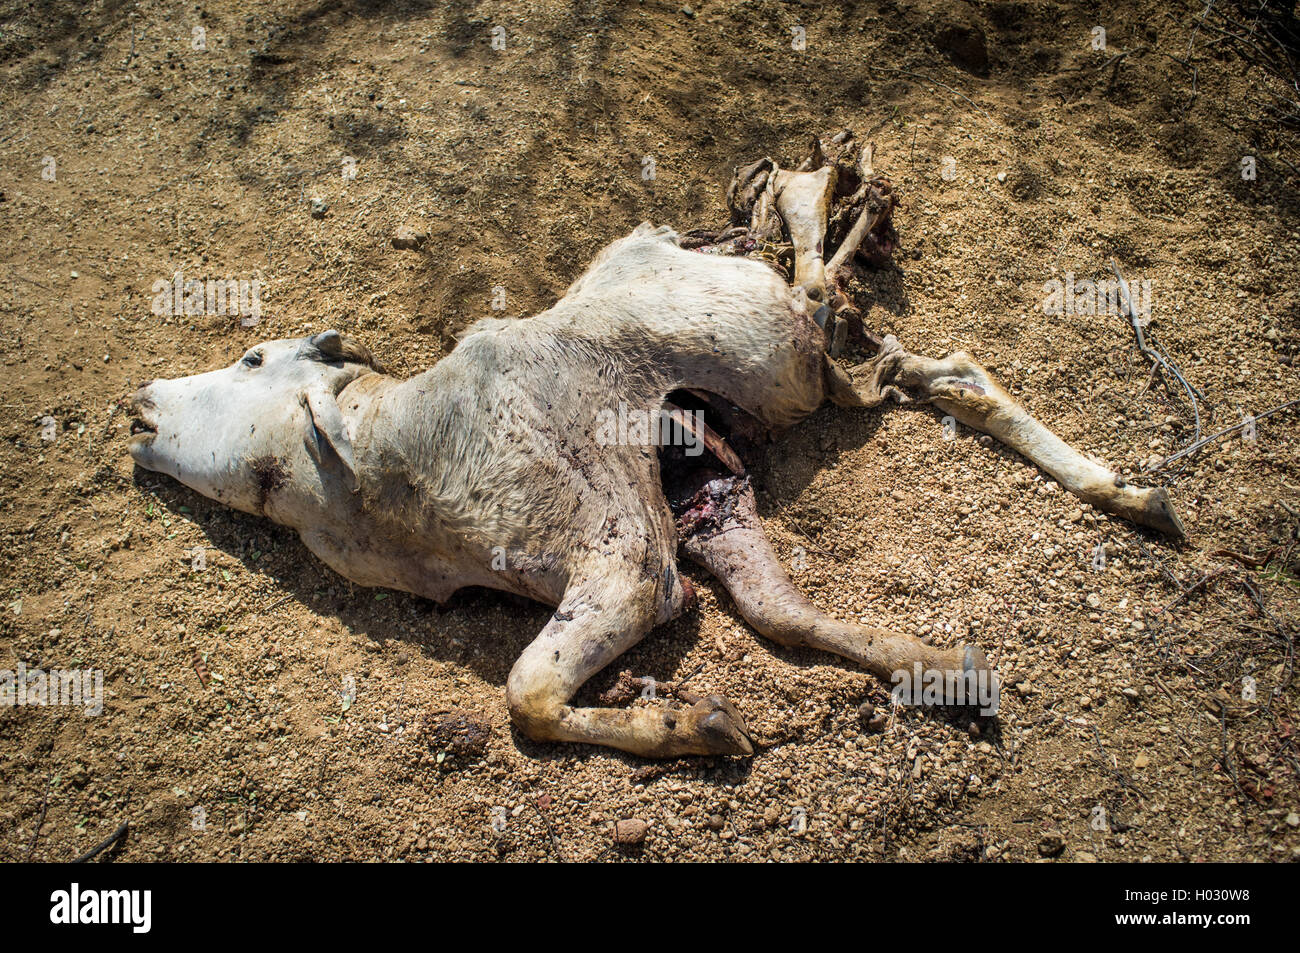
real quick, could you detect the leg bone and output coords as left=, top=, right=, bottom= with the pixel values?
left=680, top=478, right=997, bottom=706
left=850, top=336, right=1186, bottom=537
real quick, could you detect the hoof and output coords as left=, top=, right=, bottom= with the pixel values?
left=1143, top=487, right=1187, bottom=539
left=693, top=694, right=753, bottom=755
left=963, top=644, right=989, bottom=675
left=958, top=645, right=999, bottom=713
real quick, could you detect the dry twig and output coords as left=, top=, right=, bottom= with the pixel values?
left=1110, top=259, right=1208, bottom=474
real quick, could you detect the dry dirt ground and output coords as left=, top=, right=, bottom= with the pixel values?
left=1, top=0, right=1298, bottom=862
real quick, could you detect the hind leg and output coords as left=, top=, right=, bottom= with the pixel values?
left=678, top=477, right=997, bottom=711
left=505, top=563, right=752, bottom=758
left=841, top=335, right=1186, bottom=537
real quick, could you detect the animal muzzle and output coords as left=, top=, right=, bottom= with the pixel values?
left=126, top=384, right=160, bottom=459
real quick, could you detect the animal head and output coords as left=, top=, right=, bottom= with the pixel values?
left=128, top=330, right=380, bottom=514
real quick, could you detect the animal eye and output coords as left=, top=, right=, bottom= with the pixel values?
left=242, top=351, right=263, bottom=368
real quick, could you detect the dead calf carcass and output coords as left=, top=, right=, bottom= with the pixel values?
left=128, top=133, right=1183, bottom=758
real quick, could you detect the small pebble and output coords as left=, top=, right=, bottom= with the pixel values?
left=392, top=225, right=427, bottom=250
left=613, top=818, right=649, bottom=845
left=1038, top=833, right=1066, bottom=857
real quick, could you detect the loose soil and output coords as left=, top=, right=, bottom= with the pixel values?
left=1, top=0, right=1297, bottom=861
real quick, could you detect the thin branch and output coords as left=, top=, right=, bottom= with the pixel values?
left=1111, top=259, right=1207, bottom=469
left=1149, top=397, right=1299, bottom=470
left=72, top=820, right=128, bottom=863
left=871, top=66, right=991, bottom=120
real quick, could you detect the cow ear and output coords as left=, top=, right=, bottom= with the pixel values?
left=304, top=329, right=382, bottom=371
left=310, top=330, right=344, bottom=359
left=301, top=385, right=359, bottom=491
